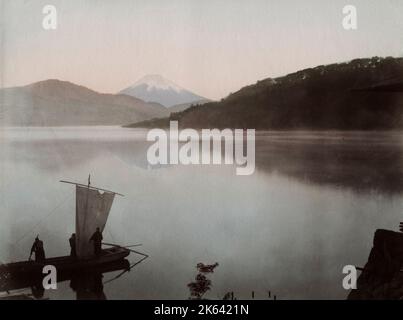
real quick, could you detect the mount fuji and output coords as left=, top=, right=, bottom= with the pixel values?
left=119, top=74, right=209, bottom=108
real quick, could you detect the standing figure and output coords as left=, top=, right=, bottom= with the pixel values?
left=69, top=233, right=77, bottom=258
left=89, top=227, right=103, bottom=257
left=30, top=236, right=46, bottom=262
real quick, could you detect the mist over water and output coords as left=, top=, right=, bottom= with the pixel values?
left=1, top=127, right=403, bottom=299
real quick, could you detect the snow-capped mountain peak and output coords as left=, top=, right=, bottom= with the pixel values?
left=119, top=74, right=208, bottom=108
left=131, top=74, right=183, bottom=93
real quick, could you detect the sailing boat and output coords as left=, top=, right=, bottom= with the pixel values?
left=0, top=176, right=131, bottom=291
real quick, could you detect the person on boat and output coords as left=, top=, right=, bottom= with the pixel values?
left=30, top=236, right=46, bottom=262
left=69, top=233, right=77, bottom=258
left=89, top=227, right=103, bottom=257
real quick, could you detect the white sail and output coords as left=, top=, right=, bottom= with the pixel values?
left=75, top=185, right=115, bottom=258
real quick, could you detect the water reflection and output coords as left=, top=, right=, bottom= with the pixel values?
left=4, top=128, right=403, bottom=194
left=70, top=272, right=106, bottom=300
left=254, top=131, right=403, bottom=194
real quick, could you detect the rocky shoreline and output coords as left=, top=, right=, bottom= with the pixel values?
left=348, top=229, right=403, bottom=300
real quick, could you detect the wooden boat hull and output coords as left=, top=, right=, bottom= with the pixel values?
left=0, top=247, right=130, bottom=292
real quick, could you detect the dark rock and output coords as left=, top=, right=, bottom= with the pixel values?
left=348, top=229, right=403, bottom=300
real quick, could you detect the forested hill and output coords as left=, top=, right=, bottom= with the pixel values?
left=126, top=57, right=403, bottom=130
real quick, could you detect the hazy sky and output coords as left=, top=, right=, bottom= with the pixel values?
left=1, top=0, right=403, bottom=99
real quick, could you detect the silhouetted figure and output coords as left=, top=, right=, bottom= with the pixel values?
left=89, top=228, right=103, bottom=257
left=69, top=233, right=77, bottom=258
left=30, top=236, right=45, bottom=262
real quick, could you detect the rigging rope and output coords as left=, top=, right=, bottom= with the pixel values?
left=14, top=191, right=74, bottom=247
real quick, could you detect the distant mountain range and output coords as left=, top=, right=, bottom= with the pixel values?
left=0, top=80, right=169, bottom=126
left=119, top=74, right=209, bottom=108
left=126, top=57, right=403, bottom=130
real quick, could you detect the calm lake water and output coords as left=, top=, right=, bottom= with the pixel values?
left=1, top=127, right=403, bottom=299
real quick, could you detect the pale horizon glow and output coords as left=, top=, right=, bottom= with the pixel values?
left=1, top=0, right=403, bottom=100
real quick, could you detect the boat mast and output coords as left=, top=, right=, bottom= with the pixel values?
left=60, top=178, right=124, bottom=196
